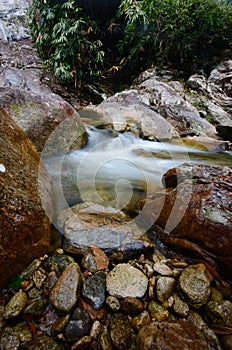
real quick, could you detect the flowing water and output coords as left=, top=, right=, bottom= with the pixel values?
left=42, top=115, right=232, bottom=231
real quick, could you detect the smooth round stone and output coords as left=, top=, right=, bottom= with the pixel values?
left=3, top=290, right=28, bottom=319
left=106, top=263, right=148, bottom=298
left=106, top=296, right=121, bottom=312
left=121, top=297, right=144, bottom=316
left=178, top=264, right=212, bottom=309
left=156, top=276, right=176, bottom=303
left=49, top=263, right=82, bottom=312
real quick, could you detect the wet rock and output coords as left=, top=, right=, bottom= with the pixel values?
left=43, top=271, right=58, bottom=297
left=0, top=42, right=88, bottom=154
left=206, top=300, right=232, bottom=327
left=20, top=335, right=65, bottom=350
left=109, top=314, right=131, bottom=350
left=172, top=293, right=189, bottom=317
left=71, top=335, right=92, bottom=350
left=0, top=108, right=52, bottom=289
left=82, top=271, right=106, bottom=310
left=52, top=315, right=70, bottom=335
left=3, top=290, right=28, bottom=319
left=132, top=311, right=151, bottom=332
left=99, top=325, right=113, bottom=350
left=0, top=322, right=32, bottom=350
left=153, top=261, right=173, bottom=276
left=43, top=254, right=75, bottom=276
left=64, top=308, right=91, bottom=342
left=23, top=299, right=48, bottom=315
left=148, top=301, right=170, bottom=321
left=90, top=320, right=101, bottom=339
left=106, top=296, right=121, bottom=312
left=78, top=298, right=105, bottom=321
left=156, top=276, right=176, bottom=303
left=63, top=222, right=153, bottom=261
left=121, top=297, right=144, bottom=316
left=178, top=264, right=212, bottom=309
left=50, top=263, right=82, bottom=312
left=144, top=164, right=232, bottom=282
left=106, top=263, right=148, bottom=298
left=136, top=320, right=210, bottom=350
left=82, top=246, right=109, bottom=273
left=221, top=335, right=232, bottom=350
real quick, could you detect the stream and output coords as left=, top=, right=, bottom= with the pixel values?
left=42, top=113, right=232, bottom=232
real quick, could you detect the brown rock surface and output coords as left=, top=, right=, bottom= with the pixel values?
left=0, top=107, right=51, bottom=288
left=141, top=164, right=232, bottom=281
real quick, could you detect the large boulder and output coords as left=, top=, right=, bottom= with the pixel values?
left=140, top=164, right=232, bottom=281
left=0, top=42, right=88, bottom=154
left=0, top=107, right=52, bottom=288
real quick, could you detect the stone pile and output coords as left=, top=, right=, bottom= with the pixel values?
left=0, top=247, right=231, bottom=350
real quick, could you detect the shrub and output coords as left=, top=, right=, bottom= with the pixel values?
left=28, top=0, right=104, bottom=87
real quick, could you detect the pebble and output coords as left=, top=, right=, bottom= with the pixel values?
left=106, top=296, right=121, bottom=312
left=3, top=290, right=28, bottom=319
left=106, top=263, right=148, bottom=298
left=109, top=314, right=131, bottom=350
left=121, top=297, right=144, bottom=316
left=64, top=308, right=91, bottom=342
left=148, top=301, right=170, bottom=321
left=82, top=247, right=109, bottom=272
left=82, top=271, right=106, bottom=309
left=156, top=276, right=176, bottom=303
left=153, top=261, right=173, bottom=276
left=178, top=264, right=212, bottom=308
left=50, top=263, right=82, bottom=312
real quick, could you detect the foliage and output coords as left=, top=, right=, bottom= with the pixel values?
left=28, top=0, right=232, bottom=88
left=28, top=0, right=104, bottom=87
left=116, top=0, right=232, bottom=75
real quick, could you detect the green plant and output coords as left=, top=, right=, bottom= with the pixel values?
left=116, top=0, right=232, bottom=75
left=28, top=0, right=104, bottom=87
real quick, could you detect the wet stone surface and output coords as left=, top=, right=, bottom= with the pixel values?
left=0, top=248, right=231, bottom=350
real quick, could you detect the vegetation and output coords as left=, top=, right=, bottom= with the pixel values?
left=28, top=0, right=232, bottom=88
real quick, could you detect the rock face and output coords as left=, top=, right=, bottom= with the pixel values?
left=0, top=107, right=51, bottom=288
left=142, top=164, right=232, bottom=281
left=0, top=0, right=31, bottom=42
left=0, top=42, right=88, bottom=154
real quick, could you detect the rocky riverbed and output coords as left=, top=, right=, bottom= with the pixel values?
left=0, top=244, right=232, bottom=350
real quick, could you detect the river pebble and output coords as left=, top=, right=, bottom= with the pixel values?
left=82, top=271, right=106, bottom=309
left=178, top=263, right=212, bottom=308
left=3, top=290, right=27, bottom=319
left=106, top=263, right=148, bottom=298
left=0, top=247, right=231, bottom=350
left=50, top=263, right=82, bottom=312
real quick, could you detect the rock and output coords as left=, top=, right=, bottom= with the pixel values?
left=109, top=314, right=131, bottom=350
left=64, top=308, right=91, bottom=342
left=156, top=276, right=176, bottom=303
left=206, top=300, right=232, bottom=327
left=148, top=301, right=170, bottom=321
left=121, top=297, right=144, bottom=316
left=0, top=107, right=52, bottom=288
left=143, top=164, right=232, bottom=282
left=178, top=264, right=212, bottom=309
left=63, top=219, right=153, bottom=261
left=136, top=320, right=211, bottom=350
left=0, top=42, right=88, bottom=154
left=216, top=125, right=232, bottom=142
left=131, top=311, right=151, bottom=332
left=3, top=290, right=28, bottom=319
left=0, top=0, right=31, bottom=42
left=106, top=296, right=121, bottom=312
left=172, top=293, right=189, bottom=317
left=82, top=271, right=106, bottom=310
left=82, top=246, right=109, bottom=273
left=90, top=320, right=101, bottom=339
left=78, top=298, right=105, bottom=322
left=106, top=263, right=148, bottom=298
left=153, top=262, right=173, bottom=276
left=42, top=253, right=75, bottom=276
left=20, top=335, right=65, bottom=350
left=71, top=335, right=92, bottom=350
left=49, top=262, right=82, bottom=312
left=99, top=325, right=113, bottom=350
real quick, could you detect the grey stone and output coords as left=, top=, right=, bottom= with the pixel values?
left=3, top=290, right=28, bottom=319
left=82, top=271, right=106, bottom=310
left=64, top=308, right=91, bottom=342
left=49, top=263, right=82, bottom=312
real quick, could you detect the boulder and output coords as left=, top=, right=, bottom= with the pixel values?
left=0, top=107, right=52, bottom=288
left=0, top=41, right=88, bottom=154
left=140, top=164, right=232, bottom=281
